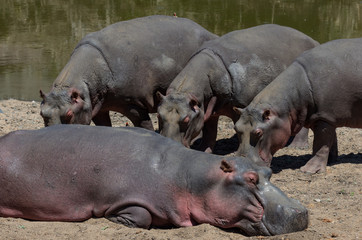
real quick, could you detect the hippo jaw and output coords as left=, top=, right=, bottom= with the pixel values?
left=231, top=175, right=308, bottom=236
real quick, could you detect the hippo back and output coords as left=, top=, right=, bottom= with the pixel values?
left=295, top=38, right=362, bottom=128
left=75, top=15, right=218, bottom=98
left=200, top=24, right=319, bottom=106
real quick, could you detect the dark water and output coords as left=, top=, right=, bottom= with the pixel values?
left=1, top=0, right=361, bottom=101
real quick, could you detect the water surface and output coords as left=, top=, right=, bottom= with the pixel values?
left=0, top=0, right=361, bottom=100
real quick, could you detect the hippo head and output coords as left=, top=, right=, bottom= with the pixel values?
left=233, top=106, right=291, bottom=165
left=198, top=157, right=308, bottom=236
left=157, top=91, right=204, bottom=147
left=40, top=88, right=92, bottom=127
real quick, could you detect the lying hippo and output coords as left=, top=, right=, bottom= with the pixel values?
left=157, top=24, right=318, bottom=152
left=40, top=15, right=217, bottom=128
left=234, top=38, right=362, bottom=173
left=0, top=125, right=308, bottom=236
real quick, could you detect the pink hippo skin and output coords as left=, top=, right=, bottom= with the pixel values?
left=0, top=125, right=308, bottom=236
left=39, top=15, right=217, bottom=129
left=234, top=38, right=362, bottom=173
left=157, top=24, right=318, bottom=153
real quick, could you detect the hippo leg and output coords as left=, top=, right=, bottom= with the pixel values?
left=124, top=105, right=154, bottom=130
left=106, top=206, right=152, bottom=229
left=198, top=115, right=219, bottom=153
left=287, top=127, right=309, bottom=149
left=92, top=111, right=112, bottom=126
left=300, top=121, right=337, bottom=173
left=328, top=135, right=338, bottom=163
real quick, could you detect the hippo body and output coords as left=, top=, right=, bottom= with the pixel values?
left=40, top=15, right=218, bottom=129
left=0, top=125, right=307, bottom=236
left=234, top=38, right=362, bottom=173
left=157, top=24, right=318, bottom=152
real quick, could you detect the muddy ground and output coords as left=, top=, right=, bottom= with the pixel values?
left=0, top=99, right=360, bottom=240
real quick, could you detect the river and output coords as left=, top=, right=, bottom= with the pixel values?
left=0, top=0, right=361, bottom=100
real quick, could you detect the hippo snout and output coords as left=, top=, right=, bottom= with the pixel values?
left=263, top=201, right=308, bottom=235
left=256, top=180, right=309, bottom=235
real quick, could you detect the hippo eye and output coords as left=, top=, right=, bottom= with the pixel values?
left=243, top=171, right=259, bottom=188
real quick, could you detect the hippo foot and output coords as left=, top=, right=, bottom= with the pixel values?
left=106, top=206, right=152, bottom=229
left=287, top=140, right=309, bottom=150
left=300, top=156, right=328, bottom=174
left=191, top=139, right=214, bottom=153
left=204, top=147, right=213, bottom=154
left=287, top=128, right=309, bottom=149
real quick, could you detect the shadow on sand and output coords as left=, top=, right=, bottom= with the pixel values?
left=271, top=153, right=362, bottom=173
left=193, top=134, right=361, bottom=173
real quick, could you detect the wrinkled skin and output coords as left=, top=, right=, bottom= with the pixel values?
left=0, top=125, right=308, bottom=236
left=234, top=38, right=362, bottom=173
left=157, top=24, right=318, bottom=152
left=40, top=15, right=217, bottom=128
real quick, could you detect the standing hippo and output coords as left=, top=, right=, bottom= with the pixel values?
left=0, top=125, right=308, bottom=236
left=40, top=15, right=217, bottom=128
left=234, top=38, right=362, bottom=173
left=157, top=24, right=318, bottom=153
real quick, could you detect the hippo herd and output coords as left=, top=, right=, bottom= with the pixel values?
left=1, top=15, right=361, bottom=236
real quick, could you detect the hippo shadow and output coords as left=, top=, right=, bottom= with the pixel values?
left=191, top=134, right=239, bottom=155
left=191, top=134, right=361, bottom=173
left=271, top=153, right=362, bottom=173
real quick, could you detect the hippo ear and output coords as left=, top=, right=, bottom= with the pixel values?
left=204, top=96, right=217, bottom=121
left=262, top=109, right=271, bottom=121
left=188, top=94, right=199, bottom=106
left=65, top=109, right=74, bottom=121
left=233, top=107, right=243, bottom=116
left=188, top=94, right=200, bottom=114
left=220, top=159, right=234, bottom=173
left=183, top=115, right=190, bottom=123
left=68, top=89, right=85, bottom=113
left=254, top=128, right=263, bottom=137
left=69, top=88, right=81, bottom=104
left=156, top=91, right=165, bottom=101
left=40, top=90, right=46, bottom=100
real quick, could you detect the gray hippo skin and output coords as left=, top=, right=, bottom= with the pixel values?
left=157, top=24, right=318, bottom=153
left=40, top=15, right=217, bottom=129
left=234, top=38, right=362, bottom=173
left=0, top=125, right=308, bottom=236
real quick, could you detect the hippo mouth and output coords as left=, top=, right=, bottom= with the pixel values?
left=258, top=149, right=272, bottom=166
left=239, top=207, right=275, bottom=236
left=181, top=134, right=191, bottom=148
left=238, top=219, right=272, bottom=236
left=238, top=198, right=308, bottom=236
left=236, top=193, right=272, bottom=236
left=255, top=139, right=272, bottom=166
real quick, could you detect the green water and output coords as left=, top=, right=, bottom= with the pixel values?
left=1, top=0, right=361, bottom=100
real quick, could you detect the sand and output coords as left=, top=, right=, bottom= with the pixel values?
left=0, top=99, right=361, bottom=240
